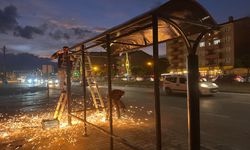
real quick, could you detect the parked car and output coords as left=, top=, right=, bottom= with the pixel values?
left=215, top=74, right=245, bottom=83
left=162, top=75, right=218, bottom=96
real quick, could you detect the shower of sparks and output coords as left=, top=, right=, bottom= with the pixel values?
left=0, top=105, right=152, bottom=149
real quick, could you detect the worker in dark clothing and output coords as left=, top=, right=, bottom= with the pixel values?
left=106, top=89, right=126, bottom=119
left=51, top=46, right=74, bottom=91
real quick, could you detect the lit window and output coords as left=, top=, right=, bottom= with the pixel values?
left=199, top=42, right=205, bottom=47
left=213, top=39, right=221, bottom=45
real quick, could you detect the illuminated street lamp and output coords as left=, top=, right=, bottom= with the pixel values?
left=147, top=61, right=153, bottom=67
left=93, top=66, right=99, bottom=72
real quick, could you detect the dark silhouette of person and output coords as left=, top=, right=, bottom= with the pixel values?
left=106, top=89, right=125, bottom=119
left=51, top=46, right=74, bottom=91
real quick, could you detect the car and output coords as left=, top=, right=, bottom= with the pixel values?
left=162, top=75, right=219, bottom=96
left=47, top=77, right=59, bottom=88
left=214, top=74, right=245, bottom=83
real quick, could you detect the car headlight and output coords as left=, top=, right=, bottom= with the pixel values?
left=54, top=80, right=59, bottom=83
left=48, top=80, right=53, bottom=84
left=212, top=83, right=218, bottom=87
left=200, top=83, right=208, bottom=88
left=27, top=79, right=32, bottom=84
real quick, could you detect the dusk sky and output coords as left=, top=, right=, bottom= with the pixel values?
left=0, top=0, right=250, bottom=57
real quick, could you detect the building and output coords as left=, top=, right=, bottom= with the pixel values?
left=42, top=65, right=54, bottom=75
left=166, top=16, right=250, bottom=77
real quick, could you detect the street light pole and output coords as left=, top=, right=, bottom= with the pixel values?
left=2, top=46, right=7, bottom=84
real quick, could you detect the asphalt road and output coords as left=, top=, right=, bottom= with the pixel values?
left=109, top=86, right=250, bottom=150
left=1, top=85, right=250, bottom=149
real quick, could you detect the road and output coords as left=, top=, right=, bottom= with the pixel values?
left=0, top=85, right=250, bottom=149
left=109, top=86, right=250, bottom=150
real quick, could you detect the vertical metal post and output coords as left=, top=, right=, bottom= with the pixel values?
left=187, top=53, right=200, bottom=150
left=46, top=65, right=50, bottom=99
left=2, top=46, right=8, bottom=85
left=66, top=49, right=72, bottom=126
left=152, top=14, right=161, bottom=150
left=3, top=46, right=6, bottom=81
left=81, top=45, right=87, bottom=136
left=106, top=34, right=113, bottom=150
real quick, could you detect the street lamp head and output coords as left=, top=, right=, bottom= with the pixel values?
left=93, top=66, right=99, bottom=71
left=147, top=62, right=153, bottom=66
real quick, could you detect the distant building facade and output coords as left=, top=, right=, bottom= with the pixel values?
left=42, top=65, right=54, bottom=75
left=166, top=16, right=250, bottom=76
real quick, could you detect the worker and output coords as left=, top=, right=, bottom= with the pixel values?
left=106, top=89, right=126, bottom=119
left=51, top=46, right=74, bottom=92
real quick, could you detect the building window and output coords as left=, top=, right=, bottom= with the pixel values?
left=199, top=42, right=205, bottom=47
left=213, top=39, right=221, bottom=45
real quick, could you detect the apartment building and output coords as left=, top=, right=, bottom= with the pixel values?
left=166, top=16, right=250, bottom=76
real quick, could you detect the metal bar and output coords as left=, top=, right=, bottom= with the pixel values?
left=69, top=16, right=152, bottom=50
left=2, top=46, right=7, bottom=83
left=69, top=42, right=103, bottom=56
left=68, top=24, right=152, bottom=57
left=152, top=14, right=162, bottom=150
left=165, top=15, right=214, bottom=29
left=81, top=44, right=87, bottom=136
left=192, top=29, right=215, bottom=54
left=187, top=54, right=200, bottom=150
left=111, top=23, right=152, bottom=42
left=66, top=49, right=72, bottom=125
left=69, top=113, right=143, bottom=150
left=158, top=16, right=192, bottom=51
left=159, top=15, right=201, bottom=150
left=111, top=41, right=146, bottom=47
left=106, top=34, right=114, bottom=150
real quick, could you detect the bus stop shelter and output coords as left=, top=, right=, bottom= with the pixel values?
left=63, top=0, right=217, bottom=149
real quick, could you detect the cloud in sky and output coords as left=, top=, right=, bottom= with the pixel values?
left=0, top=4, right=100, bottom=56
left=1, top=0, right=250, bottom=57
left=0, top=5, right=18, bottom=33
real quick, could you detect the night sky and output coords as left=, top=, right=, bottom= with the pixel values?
left=0, top=0, right=249, bottom=57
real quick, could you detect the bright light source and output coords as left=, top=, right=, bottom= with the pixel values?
left=48, top=80, right=53, bottom=84
left=93, top=66, right=99, bottom=71
left=212, top=83, right=218, bottom=87
left=27, top=79, right=32, bottom=84
left=54, top=80, right=59, bottom=83
left=147, top=62, right=153, bottom=66
left=34, top=78, right=38, bottom=83
left=200, top=83, right=208, bottom=88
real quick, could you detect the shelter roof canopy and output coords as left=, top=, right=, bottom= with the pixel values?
left=71, top=0, right=217, bottom=54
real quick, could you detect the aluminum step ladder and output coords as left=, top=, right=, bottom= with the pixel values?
left=54, top=91, right=67, bottom=121
left=84, top=53, right=106, bottom=112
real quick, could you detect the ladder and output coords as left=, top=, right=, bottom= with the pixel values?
left=54, top=91, right=67, bottom=120
left=84, top=53, right=106, bottom=112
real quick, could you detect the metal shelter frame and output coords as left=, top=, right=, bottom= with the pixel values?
left=63, top=0, right=217, bottom=150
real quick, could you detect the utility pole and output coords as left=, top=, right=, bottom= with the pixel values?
left=2, top=46, right=7, bottom=84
